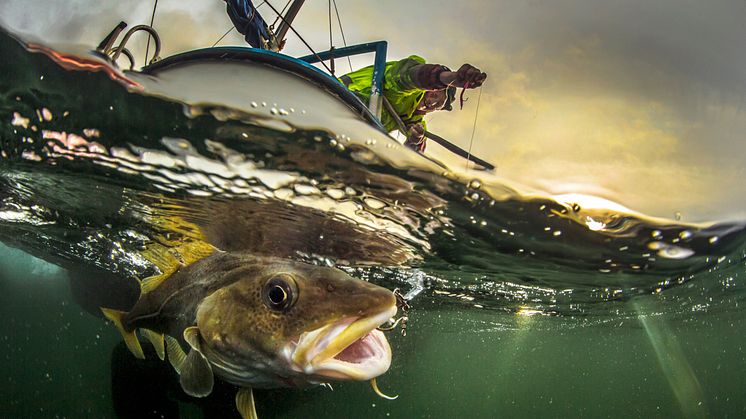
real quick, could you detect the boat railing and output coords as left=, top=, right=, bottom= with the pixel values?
left=298, top=41, right=387, bottom=120
left=96, top=21, right=162, bottom=69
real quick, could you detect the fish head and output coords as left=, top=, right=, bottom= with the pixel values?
left=195, top=259, right=397, bottom=387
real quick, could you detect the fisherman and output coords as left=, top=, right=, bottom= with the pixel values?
left=340, top=56, right=487, bottom=151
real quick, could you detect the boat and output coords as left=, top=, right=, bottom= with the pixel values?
left=88, top=0, right=495, bottom=171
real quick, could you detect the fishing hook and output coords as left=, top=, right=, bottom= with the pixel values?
left=377, top=288, right=410, bottom=336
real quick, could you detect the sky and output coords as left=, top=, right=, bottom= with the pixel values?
left=1, top=0, right=745, bottom=222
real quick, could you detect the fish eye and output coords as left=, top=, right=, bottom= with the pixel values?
left=263, top=274, right=298, bottom=312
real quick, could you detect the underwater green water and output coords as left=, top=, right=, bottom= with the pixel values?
left=2, top=244, right=746, bottom=418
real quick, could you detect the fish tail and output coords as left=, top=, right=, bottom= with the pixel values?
left=101, top=307, right=145, bottom=359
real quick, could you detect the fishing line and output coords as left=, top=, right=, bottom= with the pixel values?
left=270, top=0, right=293, bottom=29
left=465, top=87, right=483, bottom=171
left=327, top=0, right=335, bottom=75
left=213, top=1, right=266, bottom=47
left=145, top=0, right=159, bottom=65
left=211, top=26, right=235, bottom=47
left=263, top=0, right=334, bottom=74
left=328, top=0, right=333, bottom=51
left=331, top=0, right=353, bottom=72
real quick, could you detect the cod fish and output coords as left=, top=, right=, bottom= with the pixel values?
left=101, top=250, right=397, bottom=418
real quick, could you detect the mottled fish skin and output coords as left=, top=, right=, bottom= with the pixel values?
left=121, top=251, right=264, bottom=337
left=121, top=250, right=396, bottom=388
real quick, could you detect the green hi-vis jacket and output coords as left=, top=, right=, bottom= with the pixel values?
left=341, top=55, right=428, bottom=133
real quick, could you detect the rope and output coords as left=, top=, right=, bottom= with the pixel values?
left=270, top=0, right=293, bottom=29
left=327, top=0, right=335, bottom=75
left=331, top=0, right=353, bottom=72
left=465, top=87, right=483, bottom=171
left=213, top=1, right=265, bottom=47
left=263, top=0, right=334, bottom=74
left=328, top=0, right=333, bottom=50
left=211, top=26, right=235, bottom=47
left=145, top=0, right=159, bottom=64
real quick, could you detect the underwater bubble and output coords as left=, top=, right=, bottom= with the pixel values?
left=657, top=244, right=695, bottom=259
left=585, top=217, right=606, bottom=231
left=709, top=236, right=719, bottom=244
left=293, top=184, right=320, bottom=195
left=83, top=128, right=100, bottom=138
left=679, top=230, right=693, bottom=240
left=12, top=112, right=30, bottom=128
left=469, top=179, right=482, bottom=190
left=326, top=189, right=345, bottom=200
left=270, top=108, right=279, bottom=115
left=250, top=101, right=258, bottom=108
left=364, top=197, right=386, bottom=210
left=651, top=230, right=662, bottom=239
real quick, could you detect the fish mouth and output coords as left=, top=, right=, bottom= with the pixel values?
left=285, top=304, right=397, bottom=381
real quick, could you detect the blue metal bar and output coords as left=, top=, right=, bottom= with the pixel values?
left=298, top=41, right=387, bottom=119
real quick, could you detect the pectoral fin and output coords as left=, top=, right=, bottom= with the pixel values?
left=101, top=307, right=144, bottom=359
left=236, top=387, right=259, bottom=419
left=140, top=329, right=165, bottom=361
left=165, top=335, right=187, bottom=374
left=179, top=326, right=214, bottom=397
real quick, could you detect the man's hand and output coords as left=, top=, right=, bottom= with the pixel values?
left=437, top=64, right=488, bottom=89
left=455, top=64, right=487, bottom=88
left=404, top=123, right=427, bottom=152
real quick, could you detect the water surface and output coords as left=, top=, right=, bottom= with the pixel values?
left=1, top=26, right=745, bottom=418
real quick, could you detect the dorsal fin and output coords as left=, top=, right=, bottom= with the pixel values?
left=139, top=234, right=216, bottom=294
left=139, top=271, right=177, bottom=294
left=138, top=212, right=217, bottom=294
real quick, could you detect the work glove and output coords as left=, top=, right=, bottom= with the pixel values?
left=456, top=64, right=487, bottom=88
left=404, top=123, right=427, bottom=152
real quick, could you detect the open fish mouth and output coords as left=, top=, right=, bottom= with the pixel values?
left=286, top=304, right=397, bottom=381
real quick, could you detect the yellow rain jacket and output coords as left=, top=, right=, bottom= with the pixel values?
left=341, top=55, right=428, bottom=133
